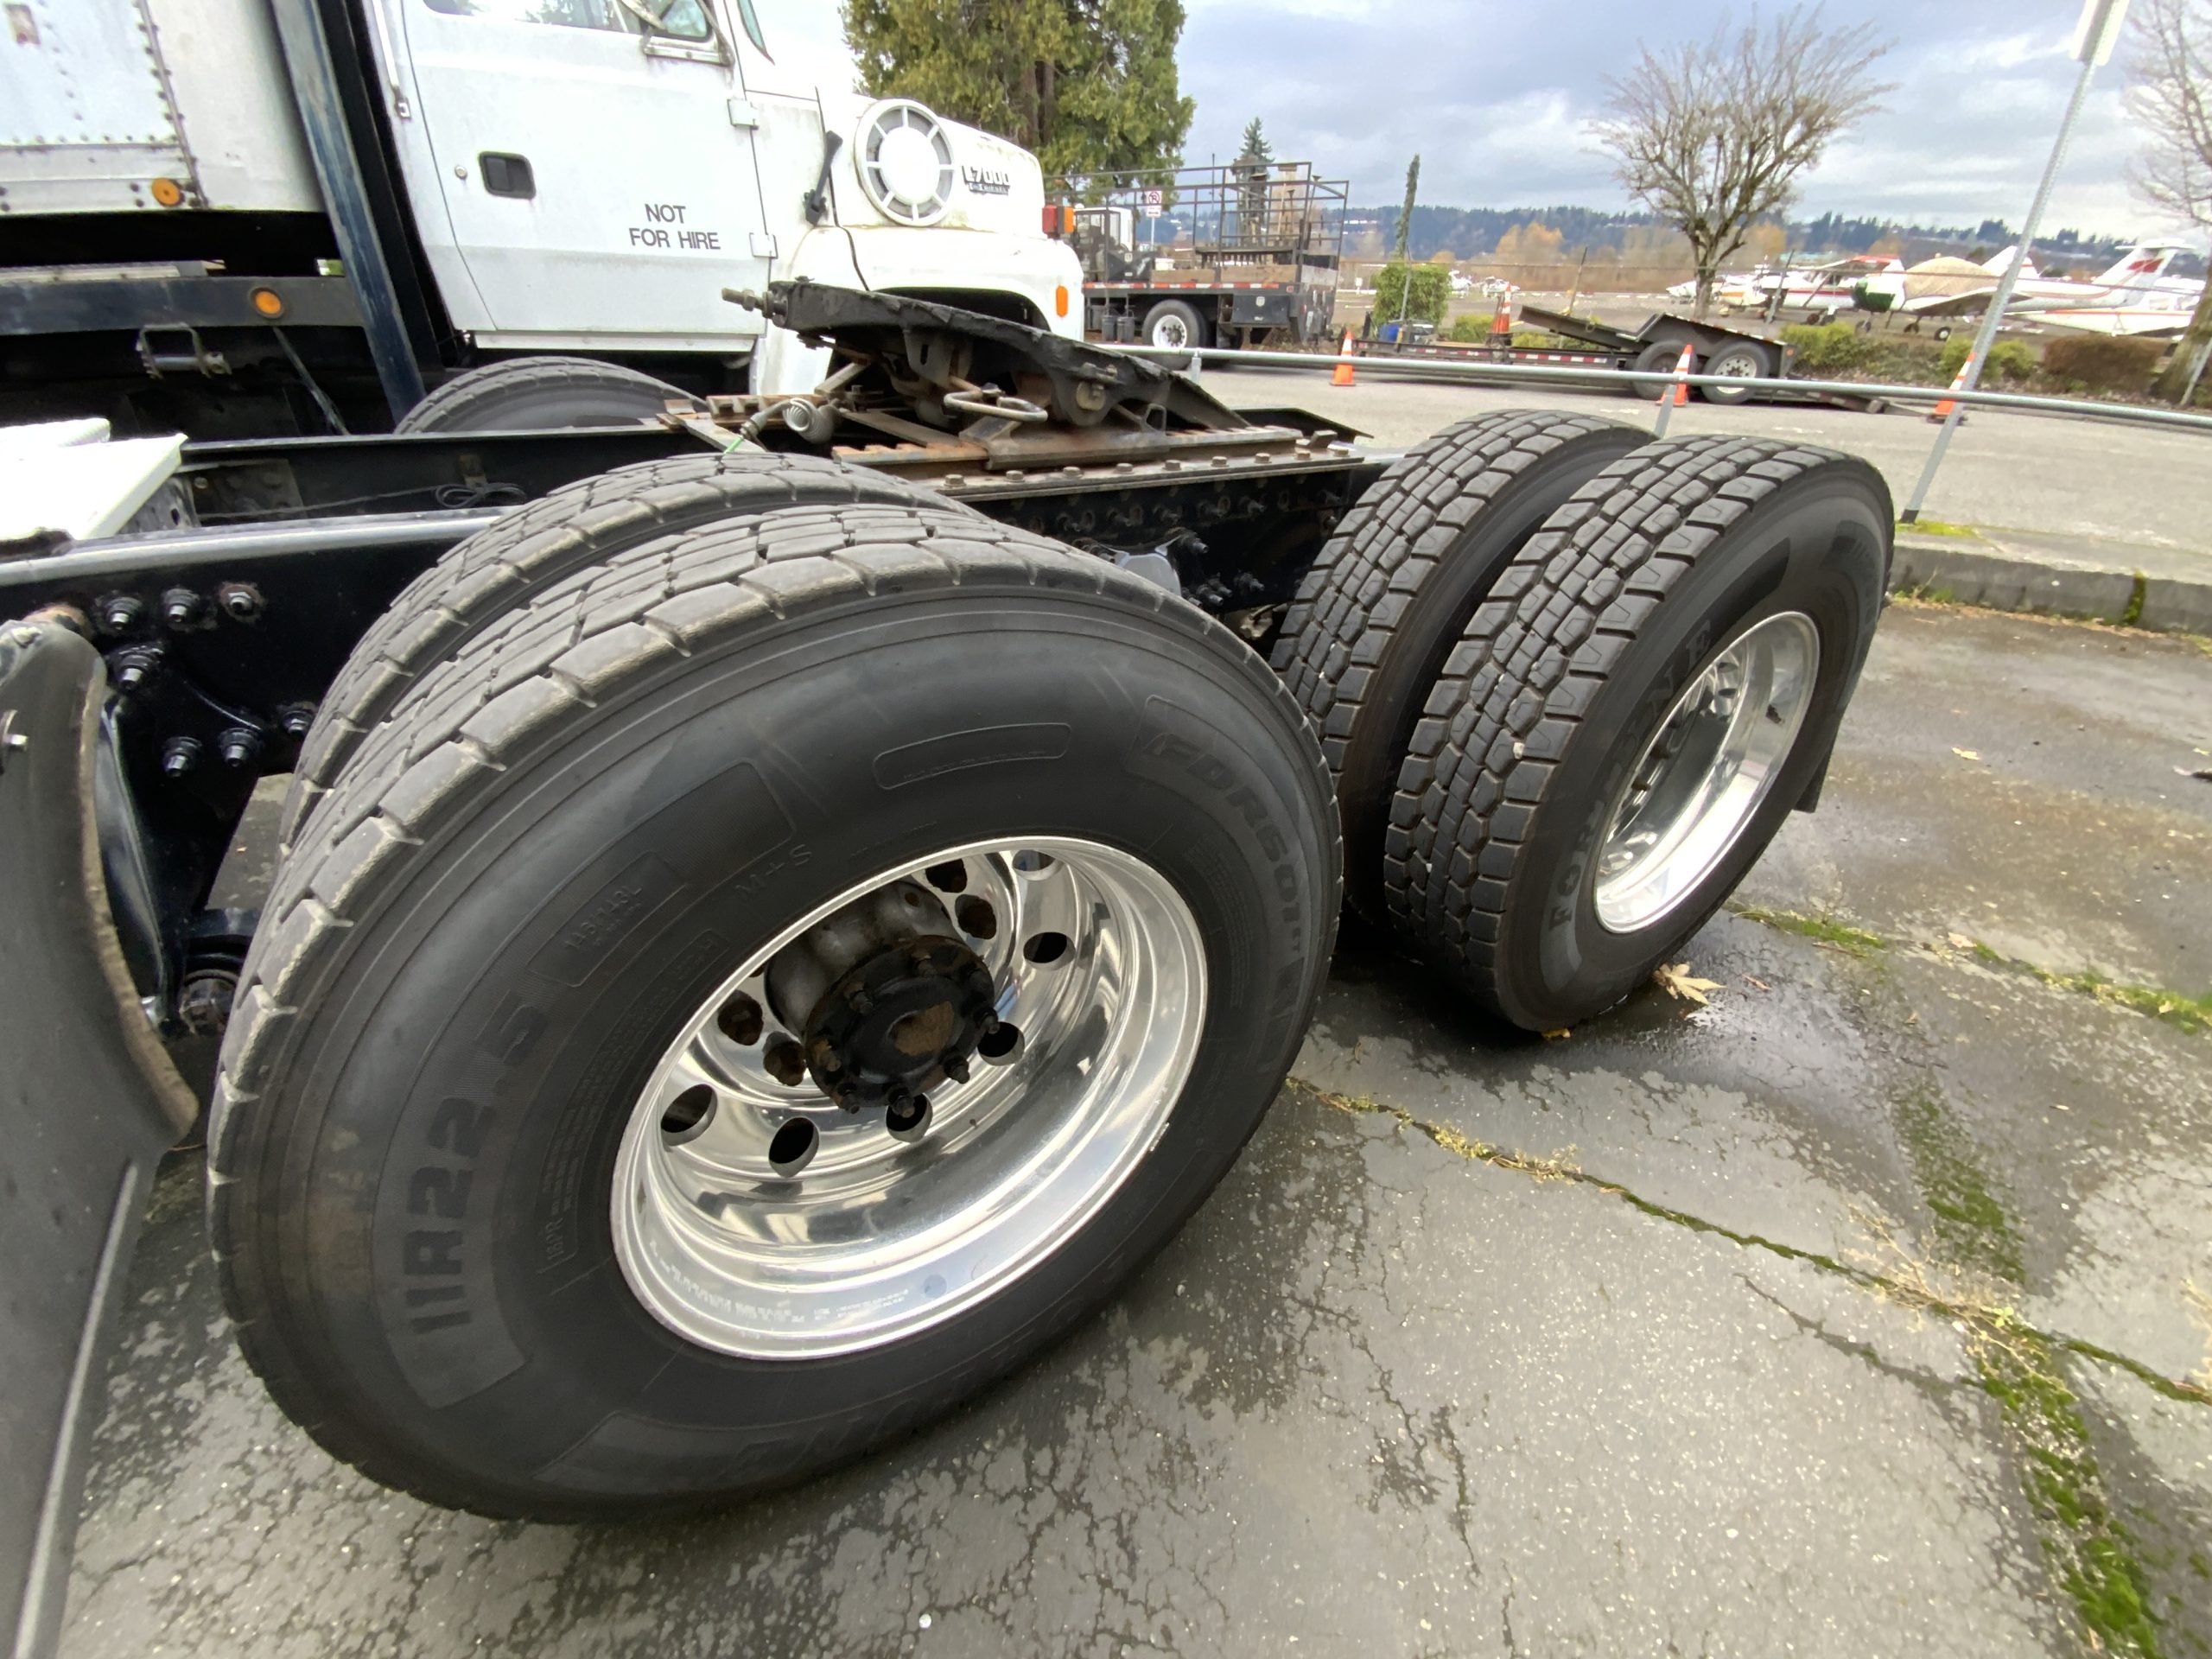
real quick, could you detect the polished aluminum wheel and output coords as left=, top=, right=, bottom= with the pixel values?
left=610, top=837, right=1206, bottom=1359
left=1593, top=611, right=1820, bottom=933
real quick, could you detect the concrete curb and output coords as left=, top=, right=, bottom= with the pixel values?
left=1890, top=537, right=2212, bottom=635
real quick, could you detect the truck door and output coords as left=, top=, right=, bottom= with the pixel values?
left=381, top=0, right=772, bottom=349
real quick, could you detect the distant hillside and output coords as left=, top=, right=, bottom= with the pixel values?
left=1352, top=203, right=2151, bottom=270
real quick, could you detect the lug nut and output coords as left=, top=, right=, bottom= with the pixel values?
left=99, top=595, right=146, bottom=635
left=216, top=582, right=263, bottom=622
left=217, top=727, right=262, bottom=767
left=762, top=1035, right=806, bottom=1088
left=716, top=992, right=764, bottom=1046
left=176, top=971, right=236, bottom=1038
left=111, top=646, right=163, bottom=693
left=942, top=1056, right=970, bottom=1084
left=161, top=588, right=205, bottom=630
left=161, top=736, right=202, bottom=778
left=277, top=702, right=317, bottom=740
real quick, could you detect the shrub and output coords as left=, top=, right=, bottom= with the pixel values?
left=1938, top=335, right=2038, bottom=385
left=1777, top=322, right=1877, bottom=374
left=1372, top=262, right=1451, bottom=326
left=2039, top=334, right=2164, bottom=397
left=1447, top=312, right=1499, bottom=342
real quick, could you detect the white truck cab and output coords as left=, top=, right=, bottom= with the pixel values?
left=0, top=0, right=1082, bottom=426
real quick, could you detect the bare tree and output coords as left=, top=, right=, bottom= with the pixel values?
left=2127, top=0, right=2212, bottom=403
left=1591, top=6, right=1891, bottom=317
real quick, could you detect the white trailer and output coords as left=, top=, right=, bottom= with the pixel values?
left=0, top=0, right=1082, bottom=432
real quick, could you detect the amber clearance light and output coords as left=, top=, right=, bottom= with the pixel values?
left=149, top=177, right=185, bottom=207
left=250, top=287, right=285, bottom=319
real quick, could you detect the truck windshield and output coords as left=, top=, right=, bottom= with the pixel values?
left=423, top=0, right=714, bottom=44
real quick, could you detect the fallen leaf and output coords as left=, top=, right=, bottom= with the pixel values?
left=1653, top=962, right=1724, bottom=1006
left=1541, top=1027, right=1573, bottom=1041
left=1946, top=931, right=1975, bottom=950
left=1952, top=747, right=1981, bottom=762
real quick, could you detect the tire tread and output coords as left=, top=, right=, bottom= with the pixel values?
left=1382, top=435, right=1850, bottom=1013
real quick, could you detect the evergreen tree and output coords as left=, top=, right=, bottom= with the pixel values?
left=1236, top=117, right=1272, bottom=168
left=1390, top=156, right=1421, bottom=266
left=841, top=0, right=1192, bottom=185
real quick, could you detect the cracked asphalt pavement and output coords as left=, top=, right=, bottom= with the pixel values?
left=61, top=606, right=2212, bottom=1658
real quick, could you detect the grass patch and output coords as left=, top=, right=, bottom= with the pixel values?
left=1952, top=939, right=2212, bottom=1038
left=1901, top=517, right=1980, bottom=540
left=1891, top=1087, right=2024, bottom=1282
left=1727, top=903, right=1889, bottom=957
left=2121, top=571, right=2149, bottom=628
left=1883, top=1087, right=2166, bottom=1656
left=1974, top=1326, right=2166, bottom=1657
left=1891, top=582, right=1963, bottom=606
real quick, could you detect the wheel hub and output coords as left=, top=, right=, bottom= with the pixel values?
left=611, top=837, right=1208, bottom=1360
left=804, top=935, right=996, bottom=1111
left=1592, top=610, right=1820, bottom=934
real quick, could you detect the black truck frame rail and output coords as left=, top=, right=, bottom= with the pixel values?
left=0, top=283, right=1386, bottom=1033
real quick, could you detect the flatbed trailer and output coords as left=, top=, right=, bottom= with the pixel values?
left=1363, top=304, right=1802, bottom=406
left=3, top=283, right=1891, bottom=1649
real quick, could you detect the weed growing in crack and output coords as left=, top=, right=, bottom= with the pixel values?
left=1726, top=904, right=1889, bottom=957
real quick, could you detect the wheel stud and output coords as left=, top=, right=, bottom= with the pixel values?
left=942, top=1056, right=969, bottom=1084
left=887, top=1094, right=931, bottom=1140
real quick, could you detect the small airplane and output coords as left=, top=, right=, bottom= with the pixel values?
left=1899, top=244, right=2203, bottom=338
left=1662, top=258, right=1905, bottom=315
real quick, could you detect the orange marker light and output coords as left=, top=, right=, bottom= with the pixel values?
left=250, top=287, right=285, bottom=319
left=1054, top=284, right=1070, bottom=318
left=149, top=177, right=184, bottom=207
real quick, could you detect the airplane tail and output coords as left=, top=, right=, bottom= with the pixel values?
left=2093, top=244, right=2180, bottom=287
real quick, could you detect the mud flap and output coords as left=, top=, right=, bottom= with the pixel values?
left=0, top=620, right=197, bottom=1659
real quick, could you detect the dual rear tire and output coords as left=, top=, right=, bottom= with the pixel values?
left=213, top=413, right=1888, bottom=1517
left=1273, top=413, right=1890, bottom=1030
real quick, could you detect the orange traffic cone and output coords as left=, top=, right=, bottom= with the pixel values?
left=1489, top=304, right=1512, bottom=340
left=1332, top=328, right=1357, bottom=386
left=1651, top=340, right=1696, bottom=435
left=1928, top=362, right=1969, bottom=423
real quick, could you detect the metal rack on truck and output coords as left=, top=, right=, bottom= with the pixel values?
left=1047, top=162, right=1349, bottom=352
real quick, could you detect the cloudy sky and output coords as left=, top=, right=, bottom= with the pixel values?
left=1180, top=0, right=2164, bottom=238
left=773, top=1, right=2183, bottom=242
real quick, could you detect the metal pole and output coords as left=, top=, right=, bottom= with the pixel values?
left=1899, top=41, right=2103, bottom=523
